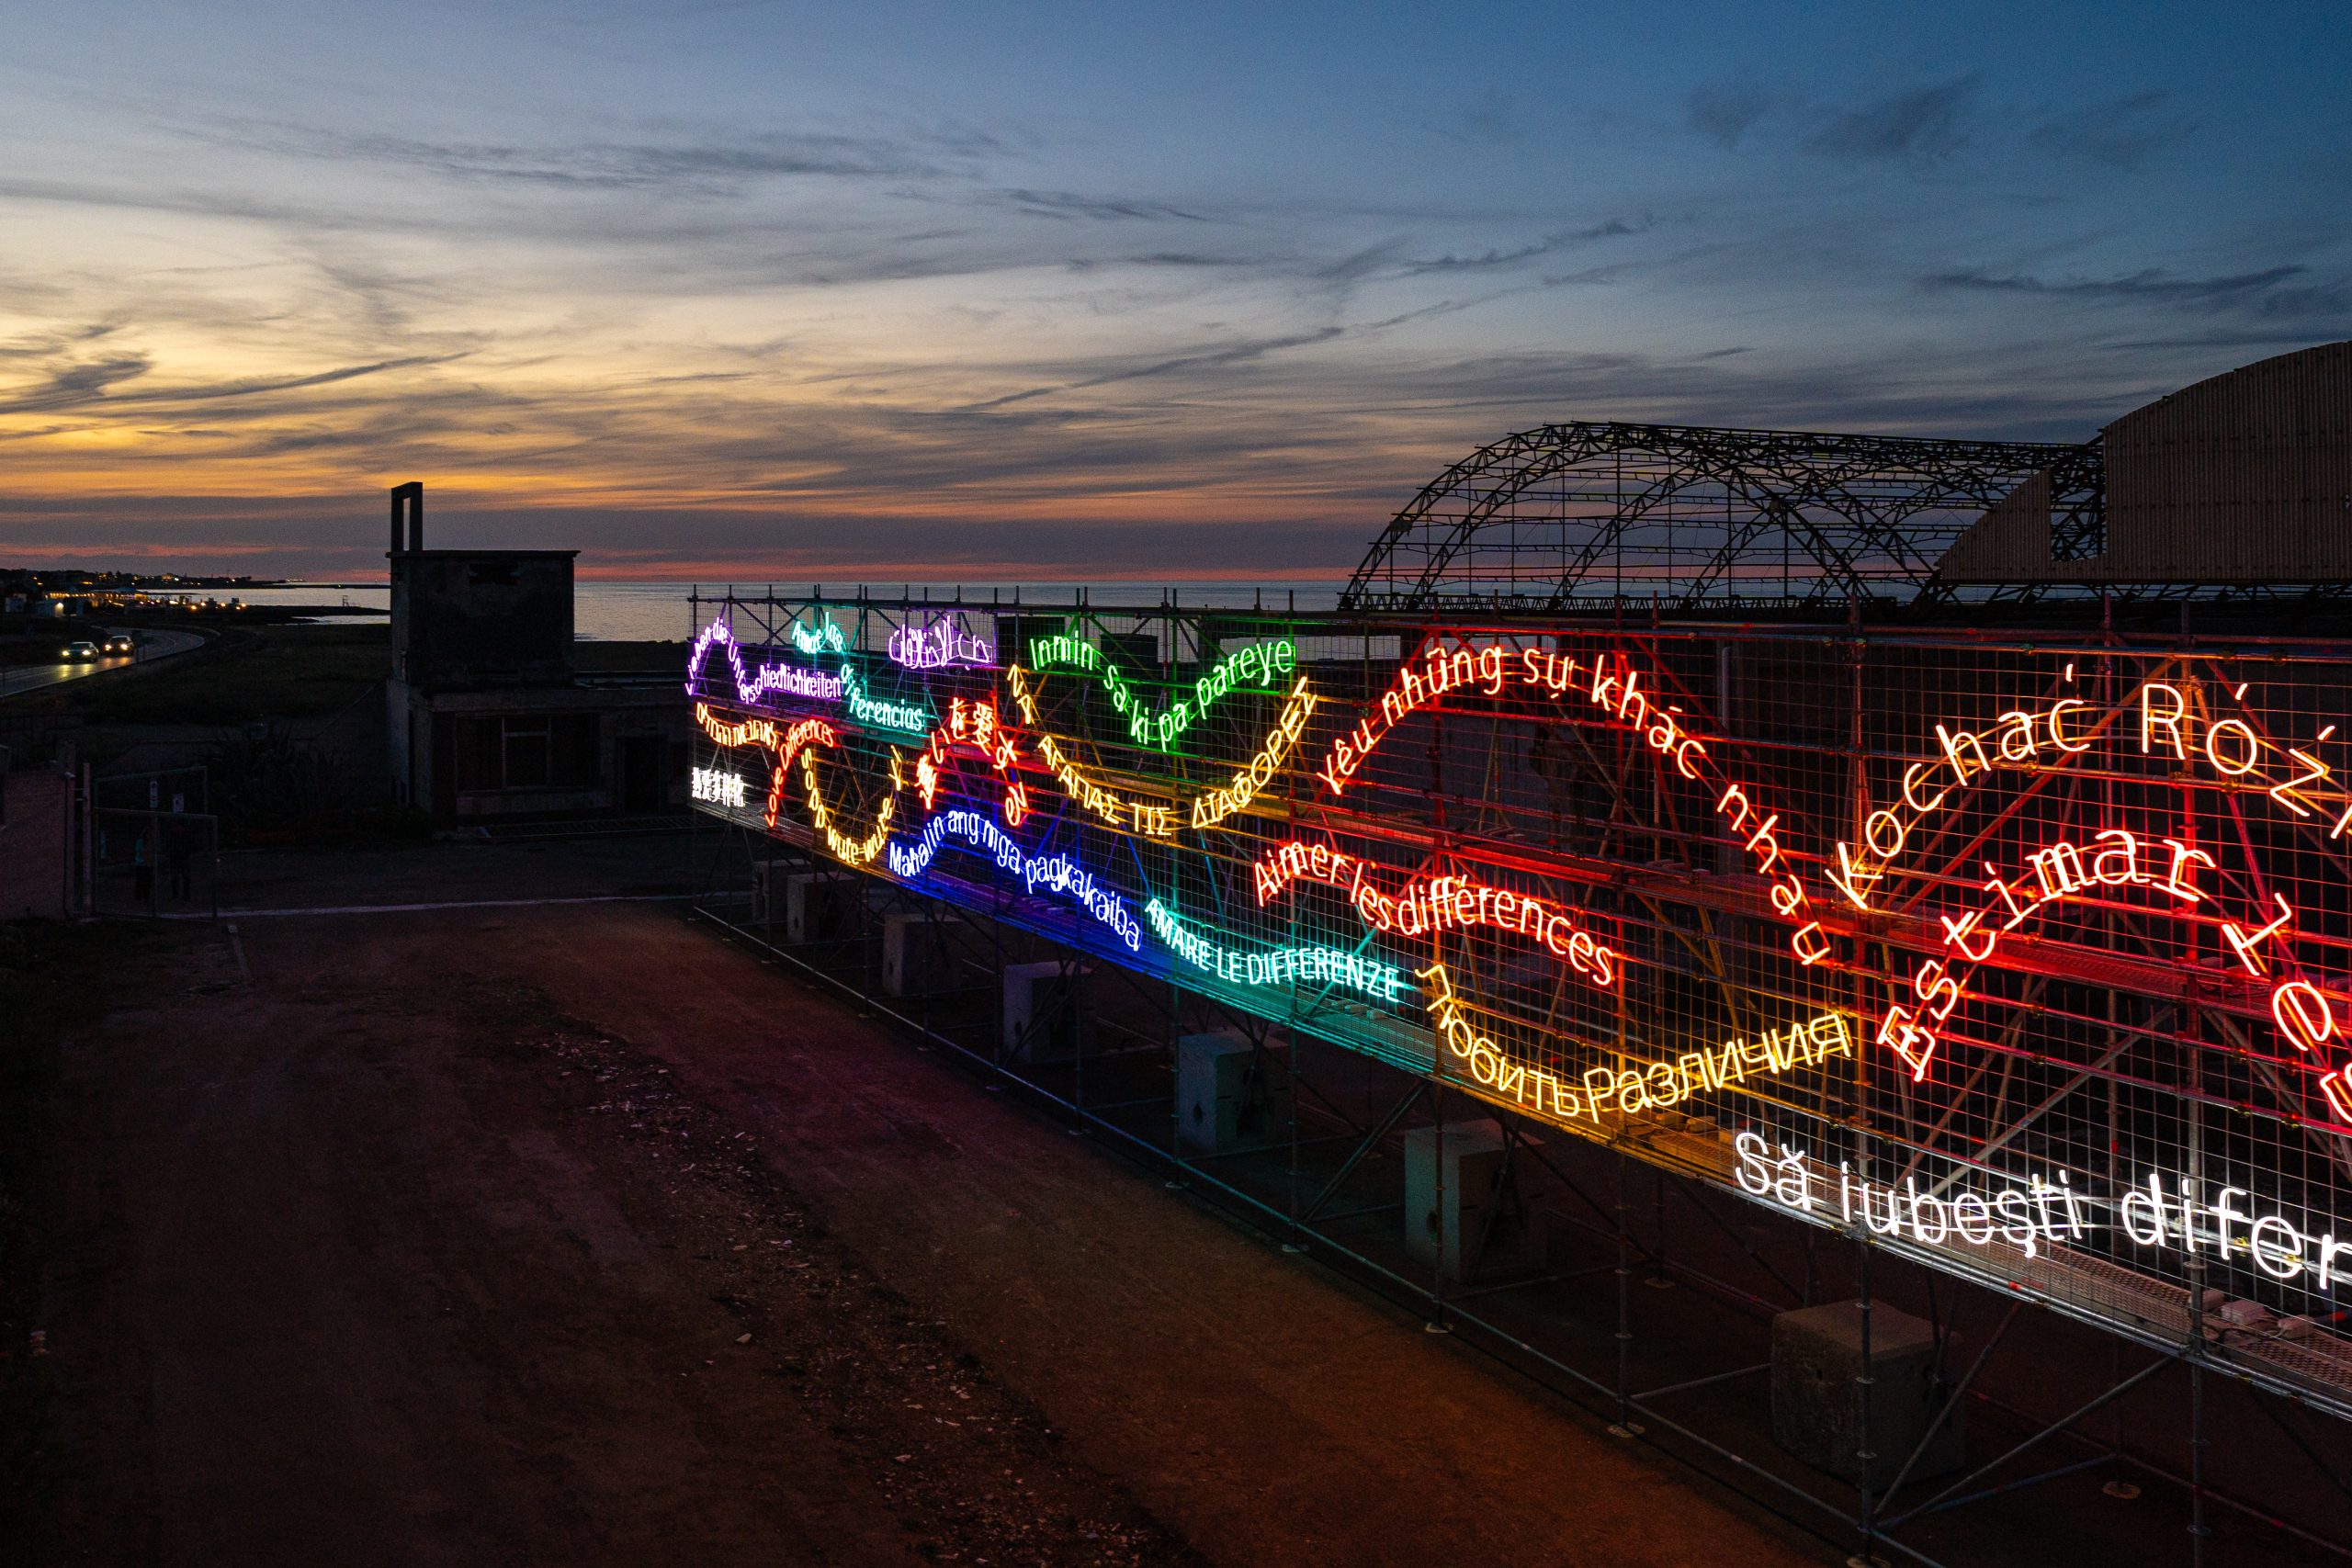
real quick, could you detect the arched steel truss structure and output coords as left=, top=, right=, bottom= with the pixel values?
left=1340, top=421, right=2095, bottom=614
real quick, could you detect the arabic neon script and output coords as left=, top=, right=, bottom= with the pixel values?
left=686, top=617, right=842, bottom=705
left=889, top=615, right=994, bottom=671
left=1029, top=634, right=1296, bottom=750
left=888, top=809, right=1141, bottom=951
left=1736, top=1134, right=2352, bottom=1288
left=1145, top=897, right=1410, bottom=1004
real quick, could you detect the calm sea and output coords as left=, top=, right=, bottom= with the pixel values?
left=236, top=581, right=1350, bottom=641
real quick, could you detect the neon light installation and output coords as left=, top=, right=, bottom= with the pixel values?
left=1005, top=663, right=1176, bottom=836
left=887, top=809, right=1141, bottom=951
left=695, top=702, right=776, bottom=750
left=1030, top=635, right=1295, bottom=750
left=1827, top=675, right=2351, bottom=914
left=690, top=766, right=748, bottom=808
left=1319, top=639, right=1510, bottom=794
left=1316, top=641, right=1825, bottom=967
left=1736, top=1134, right=2086, bottom=1262
left=1005, top=663, right=1317, bottom=834
left=890, top=615, right=994, bottom=671
left=1145, top=898, right=1410, bottom=1003
left=789, top=615, right=846, bottom=657
left=1736, top=1135, right=2352, bottom=1286
left=841, top=664, right=933, bottom=735
left=1251, top=841, right=1617, bottom=988
left=1574, top=650, right=1825, bottom=966
left=1581, top=1012, right=1851, bottom=1117
left=687, top=617, right=843, bottom=705
left=798, top=747, right=898, bottom=865
left=1187, top=674, right=1317, bottom=829
left=1422, top=962, right=1847, bottom=1121
left=1420, top=961, right=1586, bottom=1120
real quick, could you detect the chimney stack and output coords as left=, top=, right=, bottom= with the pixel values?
left=390, top=481, right=424, bottom=554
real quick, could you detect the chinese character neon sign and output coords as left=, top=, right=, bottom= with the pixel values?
left=690, top=766, right=748, bottom=808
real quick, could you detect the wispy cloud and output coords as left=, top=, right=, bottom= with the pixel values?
left=176, top=117, right=974, bottom=191
left=994, top=189, right=1211, bottom=221
left=1923, top=265, right=2311, bottom=306
left=2027, top=90, right=2198, bottom=168
left=1687, top=80, right=1773, bottom=149
left=1806, top=76, right=1980, bottom=162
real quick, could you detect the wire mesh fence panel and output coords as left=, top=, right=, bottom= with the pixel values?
left=92, top=806, right=219, bottom=919
left=683, top=590, right=2352, bottom=1417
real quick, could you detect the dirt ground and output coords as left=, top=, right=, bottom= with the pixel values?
left=26, top=838, right=1822, bottom=1567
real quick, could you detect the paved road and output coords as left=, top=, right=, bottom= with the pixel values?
left=0, top=626, right=207, bottom=699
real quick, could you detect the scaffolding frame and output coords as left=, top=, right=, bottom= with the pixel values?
left=683, top=583, right=2352, bottom=1564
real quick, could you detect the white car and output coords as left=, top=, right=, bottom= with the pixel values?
left=60, top=640, right=99, bottom=661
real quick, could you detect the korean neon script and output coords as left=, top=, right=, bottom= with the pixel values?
left=1252, top=841, right=1617, bottom=988
left=1146, top=898, right=1410, bottom=1004
left=889, top=615, right=994, bottom=671
left=687, top=617, right=844, bottom=705
left=888, top=810, right=1141, bottom=952
left=1736, top=1134, right=2352, bottom=1289
left=689, top=766, right=748, bottom=808
left=1315, top=641, right=1826, bottom=967
left=1030, top=634, right=1296, bottom=750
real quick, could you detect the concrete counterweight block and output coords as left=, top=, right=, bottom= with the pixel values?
left=1404, top=1118, right=1546, bottom=1284
left=882, top=913, right=953, bottom=997
left=771, top=869, right=857, bottom=944
left=1770, top=1300, right=1964, bottom=1490
left=1176, top=1031, right=1278, bottom=1153
left=1001, top=960, right=1089, bottom=1063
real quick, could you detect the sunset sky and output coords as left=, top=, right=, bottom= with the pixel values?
left=3, top=1, right=2347, bottom=581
